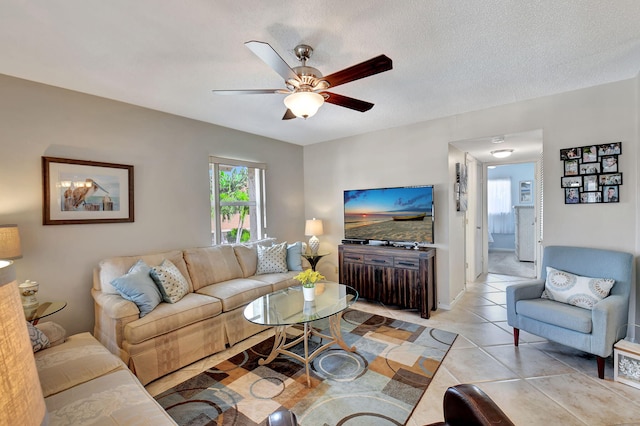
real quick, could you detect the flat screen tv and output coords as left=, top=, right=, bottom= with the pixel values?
left=344, top=185, right=434, bottom=244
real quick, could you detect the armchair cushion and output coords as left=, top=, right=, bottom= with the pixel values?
left=516, top=299, right=592, bottom=333
left=541, top=266, right=614, bottom=309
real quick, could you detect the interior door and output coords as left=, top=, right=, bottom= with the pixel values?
left=465, top=156, right=482, bottom=282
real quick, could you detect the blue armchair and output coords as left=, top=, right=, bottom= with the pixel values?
left=506, top=245, right=633, bottom=379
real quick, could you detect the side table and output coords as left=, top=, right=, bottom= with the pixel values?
left=301, top=252, right=330, bottom=272
left=25, top=301, right=67, bottom=325
left=614, top=339, right=640, bottom=389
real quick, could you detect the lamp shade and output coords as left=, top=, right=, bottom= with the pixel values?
left=0, top=260, right=48, bottom=425
left=0, top=225, right=21, bottom=260
left=284, top=92, right=324, bottom=119
left=305, top=218, right=324, bottom=236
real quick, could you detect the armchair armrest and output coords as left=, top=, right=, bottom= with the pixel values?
left=506, top=280, right=544, bottom=327
left=424, top=384, right=515, bottom=426
left=591, top=294, right=629, bottom=357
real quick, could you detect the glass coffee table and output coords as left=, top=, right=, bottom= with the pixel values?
left=243, top=282, right=358, bottom=386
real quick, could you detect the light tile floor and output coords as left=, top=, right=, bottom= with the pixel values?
left=146, top=273, right=640, bottom=425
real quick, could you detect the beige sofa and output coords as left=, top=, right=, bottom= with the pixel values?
left=36, top=331, right=176, bottom=425
left=92, top=242, right=299, bottom=385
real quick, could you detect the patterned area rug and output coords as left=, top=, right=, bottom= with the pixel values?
left=155, top=309, right=457, bottom=425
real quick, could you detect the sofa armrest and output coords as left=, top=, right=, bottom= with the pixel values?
left=591, top=294, right=629, bottom=357
left=91, top=289, right=140, bottom=362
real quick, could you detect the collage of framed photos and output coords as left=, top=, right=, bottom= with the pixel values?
left=560, top=142, right=622, bottom=204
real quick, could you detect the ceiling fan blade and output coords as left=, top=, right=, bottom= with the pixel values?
left=323, top=92, right=374, bottom=112
left=212, top=89, right=283, bottom=95
left=322, top=55, right=392, bottom=89
left=245, top=41, right=301, bottom=83
left=282, top=109, right=297, bottom=120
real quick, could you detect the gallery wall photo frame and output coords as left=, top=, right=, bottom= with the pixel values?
left=42, top=156, right=134, bottom=225
left=560, top=142, right=621, bottom=204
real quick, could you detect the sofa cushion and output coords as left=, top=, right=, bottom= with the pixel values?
left=184, top=246, right=243, bottom=291
left=251, top=271, right=298, bottom=291
left=516, top=298, right=592, bottom=333
left=150, top=259, right=190, bottom=303
left=256, top=242, right=288, bottom=274
left=35, top=332, right=126, bottom=398
left=123, top=293, right=223, bottom=345
left=111, top=260, right=162, bottom=317
left=286, top=242, right=304, bottom=271
left=196, top=277, right=273, bottom=312
left=541, top=266, right=615, bottom=309
left=97, top=250, right=192, bottom=294
left=234, top=244, right=258, bottom=277
left=44, top=369, right=177, bottom=425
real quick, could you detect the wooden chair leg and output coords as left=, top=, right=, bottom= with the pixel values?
left=597, top=356, right=605, bottom=379
left=513, top=328, right=519, bottom=346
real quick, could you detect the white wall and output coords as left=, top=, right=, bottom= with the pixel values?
left=0, top=74, right=305, bottom=335
left=304, top=78, right=639, bottom=323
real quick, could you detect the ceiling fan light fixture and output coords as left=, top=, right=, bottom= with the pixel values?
left=491, top=149, right=514, bottom=158
left=284, top=91, right=324, bottom=119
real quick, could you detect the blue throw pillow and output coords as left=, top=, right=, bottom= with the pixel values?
left=111, top=260, right=162, bottom=317
left=286, top=241, right=303, bottom=271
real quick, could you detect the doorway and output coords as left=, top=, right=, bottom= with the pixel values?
left=450, top=129, right=543, bottom=282
left=487, top=163, right=536, bottom=278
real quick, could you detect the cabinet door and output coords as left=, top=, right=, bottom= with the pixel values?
left=364, top=265, right=394, bottom=302
left=341, top=260, right=366, bottom=296
left=394, top=256, right=421, bottom=308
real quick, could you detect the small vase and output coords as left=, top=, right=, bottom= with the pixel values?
left=302, top=286, right=315, bottom=301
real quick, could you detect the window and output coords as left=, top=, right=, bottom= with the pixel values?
left=209, top=157, right=266, bottom=245
left=487, top=178, right=513, bottom=234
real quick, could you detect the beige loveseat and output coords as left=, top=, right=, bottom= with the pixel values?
left=92, top=242, right=299, bottom=385
left=36, top=331, right=176, bottom=425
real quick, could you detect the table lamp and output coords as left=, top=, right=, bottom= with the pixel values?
left=305, top=218, right=323, bottom=255
left=0, top=224, right=22, bottom=260
left=0, top=260, right=49, bottom=425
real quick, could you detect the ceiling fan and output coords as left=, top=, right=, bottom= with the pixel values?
left=213, top=41, right=393, bottom=119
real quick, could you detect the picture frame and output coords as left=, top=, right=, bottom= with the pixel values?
left=597, top=142, right=621, bottom=156
left=603, top=185, right=619, bottom=203
left=599, top=173, right=622, bottom=186
left=42, top=157, right=134, bottom=225
left=564, top=159, right=579, bottom=176
left=579, top=162, right=600, bottom=175
left=561, top=176, right=582, bottom=188
left=565, top=188, right=579, bottom=204
left=519, top=181, right=532, bottom=203
left=560, top=142, right=623, bottom=204
left=580, top=192, right=602, bottom=204
left=583, top=175, right=598, bottom=192
left=601, top=155, right=618, bottom=173
left=455, top=162, right=468, bottom=212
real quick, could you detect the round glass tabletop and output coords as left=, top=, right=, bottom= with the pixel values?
left=244, top=282, right=357, bottom=327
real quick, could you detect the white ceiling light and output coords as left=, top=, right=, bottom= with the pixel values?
left=491, top=149, right=514, bottom=158
left=491, top=136, right=505, bottom=144
left=284, top=91, right=324, bottom=119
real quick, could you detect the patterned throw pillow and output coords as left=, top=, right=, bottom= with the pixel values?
left=27, top=321, right=50, bottom=352
left=150, top=259, right=190, bottom=303
left=541, top=266, right=615, bottom=309
left=256, top=241, right=288, bottom=275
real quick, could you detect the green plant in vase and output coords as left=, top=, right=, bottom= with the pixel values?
left=294, top=269, right=325, bottom=288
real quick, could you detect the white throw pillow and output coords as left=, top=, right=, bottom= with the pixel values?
left=541, top=266, right=615, bottom=309
left=256, top=241, right=288, bottom=274
left=150, top=259, right=190, bottom=303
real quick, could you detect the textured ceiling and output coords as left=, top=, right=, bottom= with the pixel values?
left=2, top=1, right=640, bottom=146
